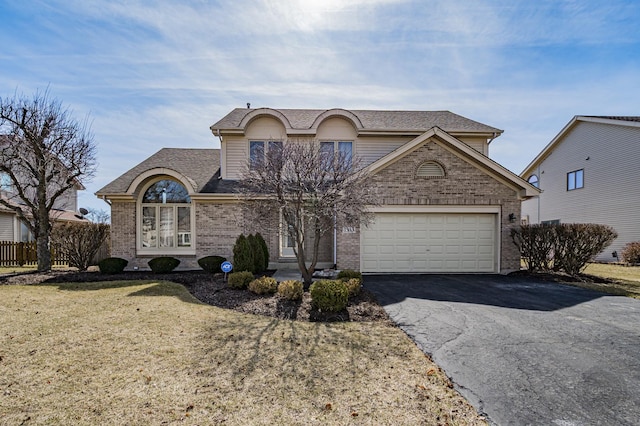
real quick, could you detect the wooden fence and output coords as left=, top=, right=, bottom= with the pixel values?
left=0, top=240, right=111, bottom=267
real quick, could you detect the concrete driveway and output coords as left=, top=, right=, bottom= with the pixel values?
left=365, top=274, right=640, bottom=426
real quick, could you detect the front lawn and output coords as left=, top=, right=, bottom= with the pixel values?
left=0, top=280, right=485, bottom=425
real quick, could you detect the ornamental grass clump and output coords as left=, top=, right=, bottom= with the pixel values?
left=310, top=280, right=349, bottom=312
left=277, top=280, right=303, bottom=301
left=248, top=276, right=278, bottom=295
left=228, top=271, right=254, bottom=289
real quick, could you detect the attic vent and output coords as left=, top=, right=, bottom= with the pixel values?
left=416, top=161, right=445, bottom=178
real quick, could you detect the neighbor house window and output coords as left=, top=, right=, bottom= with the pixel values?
left=0, top=172, right=13, bottom=192
left=567, top=169, right=584, bottom=191
left=249, top=140, right=282, bottom=168
left=140, top=179, right=193, bottom=252
left=528, top=174, right=539, bottom=188
left=320, top=141, right=352, bottom=167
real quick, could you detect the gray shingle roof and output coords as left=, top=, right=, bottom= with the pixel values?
left=96, top=148, right=222, bottom=195
left=211, top=108, right=503, bottom=134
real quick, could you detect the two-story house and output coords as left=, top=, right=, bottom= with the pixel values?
left=97, top=107, right=538, bottom=273
left=521, top=116, right=640, bottom=262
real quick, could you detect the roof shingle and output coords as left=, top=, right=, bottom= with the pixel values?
left=211, top=108, right=502, bottom=134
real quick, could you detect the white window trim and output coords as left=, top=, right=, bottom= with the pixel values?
left=136, top=178, right=196, bottom=256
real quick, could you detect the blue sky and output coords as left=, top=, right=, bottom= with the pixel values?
left=1, top=0, right=639, bottom=213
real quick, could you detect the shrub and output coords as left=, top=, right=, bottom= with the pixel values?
left=344, top=278, right=362, bottom=297
left=277, top=280, right=304, bottom=301
left=228, top=271, right=254, bottom=289
left=256, top=232, right=270, bottom=270
left=98, top=257, right=128, bottom=274
left=337, top=269, right=363, bottom=281
left=512, top=223, right=618, bottom=275
left=148, top=256, right=180, bottom=273
left=51, top=222, right=110, bottom=271
left=621, top=242, right=640, bottom=264
left=248, top=276, right=278, bottom=295
left=310, top=280, right=349, bottom=312
left=248, top=234, right=266, bottom=273
left=511, top=224, right=555, bottom=272
left=553, top=224, right=617, bottom=276
left=198, top=255, right=227, bottom=273
left=233, top=234, right=254, bottom=273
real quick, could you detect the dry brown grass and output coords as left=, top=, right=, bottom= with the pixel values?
left=0, top=280, right=486, bottom=425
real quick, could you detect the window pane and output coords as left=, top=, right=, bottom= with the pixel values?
left=177, top=206, right=191, bottom=247
left=528, top=174, right=539, bottom=188
left=142, top=206, right=157, bottom=248
left=250, top=141, right=265, bottom=168
left=159, top=206, right=174, bottom=247
left=143, top=179, right=190, bottom=203
left=320, top=141, right=334, bottom=157
left=576, top=170, right=583, bottom=188
left=338, top=141, right=352, bottom=166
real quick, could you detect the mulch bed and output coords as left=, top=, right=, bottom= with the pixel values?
left=0, top=269, right=392, bottom=323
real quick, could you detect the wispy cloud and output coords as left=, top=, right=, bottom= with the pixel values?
left=2, top=0, right=639, bottom=211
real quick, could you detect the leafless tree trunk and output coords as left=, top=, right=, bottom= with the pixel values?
left=0, top=89, right=97, bottom=271
left=240, top=139, right=377, bottom=285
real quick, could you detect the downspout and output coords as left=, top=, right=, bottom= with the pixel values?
left=101, top=195, right=111, bottom=206
left=487, top=132, right=498, bottom=145
left=333, top=210, right=337, bottom=270
left=214, top=129, right=223, bottom=178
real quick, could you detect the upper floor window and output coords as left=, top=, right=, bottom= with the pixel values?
left=140, top=179, right=192, bottom=251
left=250, top=140, right=282, bottom=168
left=567, top=169, right=584, bottom=191
left=527, top=174, right=539, bottom=188
left=320, top=141, right=352, bottom=166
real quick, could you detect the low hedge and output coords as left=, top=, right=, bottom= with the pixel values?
left=228, top=271, right=254, bottom=289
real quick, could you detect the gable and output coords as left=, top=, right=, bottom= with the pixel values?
left=370, top=140, right=519, bottom=203
left=366, top=128, right=539, bottom=199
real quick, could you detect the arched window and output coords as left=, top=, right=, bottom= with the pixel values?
left=528, top=174, right=539, bottom=188
left=416, top=161, right=445, bottom=178
left=140, top=179, right=193, bottom=251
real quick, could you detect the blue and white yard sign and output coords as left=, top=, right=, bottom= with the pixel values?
left=221, top=261, right=233, bottom=273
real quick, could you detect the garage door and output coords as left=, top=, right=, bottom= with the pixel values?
left=361, top=213, right=497, bottom=273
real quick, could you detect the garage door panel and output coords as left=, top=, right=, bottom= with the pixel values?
left=361, top=212, right=497, bottom=273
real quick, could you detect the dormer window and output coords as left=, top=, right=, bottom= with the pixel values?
left=320, top=141, right=352, bottom=166
left=250, top=140, right=283, bottom=168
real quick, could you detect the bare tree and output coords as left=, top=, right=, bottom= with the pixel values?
left=240, top=139, right=377, bottom=285
left=0, top=90, right=97, bottom=271
left=85, top=208, right=111, bottom=224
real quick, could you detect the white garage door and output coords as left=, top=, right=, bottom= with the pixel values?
left=361, top=213, right=497, bottom=273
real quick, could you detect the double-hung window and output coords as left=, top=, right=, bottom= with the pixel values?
left=320, top=141, right=352, bottom=167
left=567, top=169, right=584, bottom=191
left=140, top=179, right=193, bottom=253
left=250, top=140, right=283, bottom=169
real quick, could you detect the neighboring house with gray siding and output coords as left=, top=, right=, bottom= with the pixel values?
left=521, top=116, right=640, bottom=262
left=97, top=107, right=538, bottom=273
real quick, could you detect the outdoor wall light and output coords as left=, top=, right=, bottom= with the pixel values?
left=508, top=213, right=517, bottom=223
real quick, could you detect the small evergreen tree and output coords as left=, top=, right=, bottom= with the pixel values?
left=248, top=234, right=266, bottom=273
left=233, top=234, right=254, bottom=273
left=256, top=232, right=270, bottom=271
